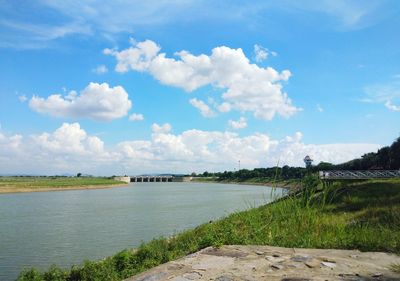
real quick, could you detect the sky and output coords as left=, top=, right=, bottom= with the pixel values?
left=0, top=0, right=399, bottom=175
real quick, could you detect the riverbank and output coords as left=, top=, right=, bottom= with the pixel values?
left=191, top=177, right=301, bottom=191
left=0, top=177, right=127, bottom=194
left=18, top=178, right=400, bottom=280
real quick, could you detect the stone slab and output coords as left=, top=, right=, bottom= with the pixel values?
left=125, top=245, right=400, bottom=281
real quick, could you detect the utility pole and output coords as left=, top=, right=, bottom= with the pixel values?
left=238, top=160, right=241, bottom=171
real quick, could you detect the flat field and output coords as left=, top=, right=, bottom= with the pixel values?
left=0, top=176, right=126, bottom=194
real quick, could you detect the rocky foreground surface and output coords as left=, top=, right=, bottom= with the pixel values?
left=125, top=245, right=400, bottom=281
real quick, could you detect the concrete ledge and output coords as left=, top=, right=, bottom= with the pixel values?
left=114, top=176, right=131, bottom=183
left=125, top=245, right=400, bottom=281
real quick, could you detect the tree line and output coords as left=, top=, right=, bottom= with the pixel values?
left=200, top=166, right=307, bottom=181
left=197, top=136, right=400, bottom=181
left=332, top=136, right=400, bottom=170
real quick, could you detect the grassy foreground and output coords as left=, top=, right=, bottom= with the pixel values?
left=0, top=177, right=126, bottom=194
left=18, top=178, right=400, bottom=281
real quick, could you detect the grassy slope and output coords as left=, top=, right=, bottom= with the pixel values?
left=18, top=179, right=400, bottom=281
left=192, top=177, right=301, bottom=189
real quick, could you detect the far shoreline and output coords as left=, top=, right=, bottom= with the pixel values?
left=0, top=183, right=129, bottom=195
left=0, top=178, right=299, bottom=195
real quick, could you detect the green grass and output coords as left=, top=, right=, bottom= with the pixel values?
left=391, top=263, right=400, bottom=273
left=17, top=178, right=400, bottom=281
left=0, top=176, right=124, bottom=189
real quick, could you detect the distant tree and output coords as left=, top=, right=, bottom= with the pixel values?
left=377, top=147, right=390, bottom=169
left=314, top=162, right=335, bottom=171
left=76, top=173, right=82, bottom=177
left=389, top=137, right=400, bottom=169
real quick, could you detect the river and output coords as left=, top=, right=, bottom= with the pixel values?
left=0, top=182, right=284, bottom=280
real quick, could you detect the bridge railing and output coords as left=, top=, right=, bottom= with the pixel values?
left=319, top=170, right=400, bottom=180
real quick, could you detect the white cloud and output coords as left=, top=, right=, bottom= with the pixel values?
left=269, top=131, right=381, bottom=167
left=364, top=83, right=400, bottom=102
left=106, top=39, right=300, bottom=120
left=253, top=44, right=277, bottom=62
left=32, top=123, right=105, bottom=155
left=1, top=1, right=190, bottom=49
left=104, top=40, right=161, bottom=72
left=129, top=113, right=145, bottom=121
left=364, top=80, right=400, bottom=112
left=32, top=1, right=198, bottom=34
left=1, top=1, right=390, bottom=49
left=281, top=0, right=384, bottom=30
left=316, top=104, right=324, bottom=112
left=92, top=65, right=108, bottom=74
left=385, top=101, right=400, bottom=112
left=29, top=82, right=132, bottom=121
left=228, top=117, right=247, bottom=130
left=0, top=132, right=23, bottom=157
left=151, top=123, right=172, bottom=134
left=217, top=102, right=232, bottom=113
left=189, top=98, right=215, bottom=118
left=0, top=122, right=381, bottom=175
left=254, top=44, right=268, bottom=62
left=0, top=123, right=114, bottom=174
left=0, top=19, right=92, bottom=49
left=18, top=95, right=28, bottom=103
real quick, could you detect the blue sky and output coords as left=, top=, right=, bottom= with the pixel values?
left=0, top=0, right=399, bottom=175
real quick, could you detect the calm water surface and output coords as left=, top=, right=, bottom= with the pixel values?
left=0, top=182, right=284, bottom=280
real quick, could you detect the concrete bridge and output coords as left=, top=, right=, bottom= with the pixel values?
left=131, top=176, right=173, bottom=182
left=114, top=176, right=192, bottom=183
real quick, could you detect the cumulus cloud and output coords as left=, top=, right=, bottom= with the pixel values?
left=103, top=40, right=161, bottom=72
left=228, top=117, right=247, bottom=130
left=0, top=131, right=23, bottom=158
left=0, top=123, right=380, bottom=175
left=92, top=65, right=108, bottom=74
left=0, top=123, right=114, bottom=174
left=316, top=104, right=324, bottom=112
left=29, top=82, right=132, bottom=121
left=271, top=132, right=380, bottom=167
left=32, top=123, right=105, bottom=155
left=129, top=113, right=144, bottom=121
left=106, top=39, right=300, bottom=120
left=189, top=98, right=215, bottom=117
